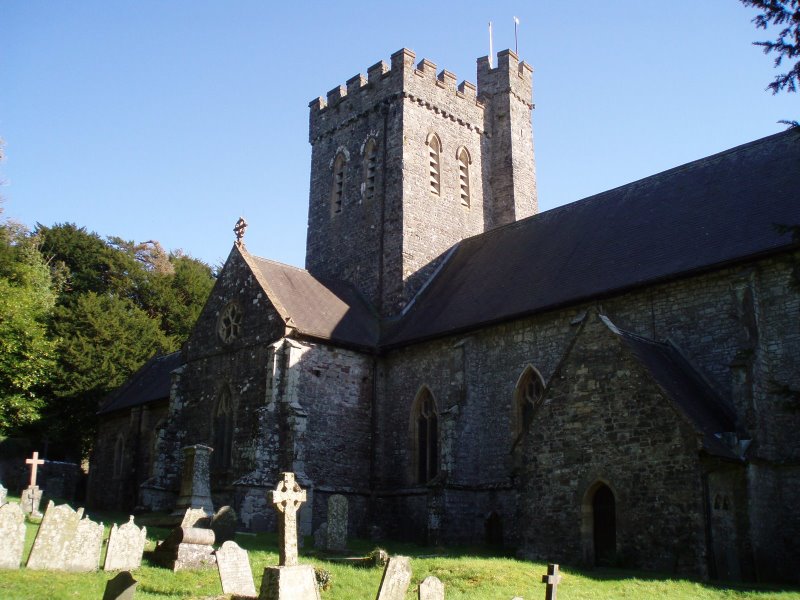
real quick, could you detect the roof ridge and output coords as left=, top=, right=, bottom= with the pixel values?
left=457, top=128, right=799, bottom=249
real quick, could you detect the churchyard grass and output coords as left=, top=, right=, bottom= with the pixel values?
left=2, top=504, right=800, bottom=599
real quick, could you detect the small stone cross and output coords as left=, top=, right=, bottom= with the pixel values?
left=270, top=472, right=307, bottom=567
left=233, top=217, right=248, bottom=247
left=541, top=563, right=562, bottom=600
left=25, top=451, right=45, bottom=487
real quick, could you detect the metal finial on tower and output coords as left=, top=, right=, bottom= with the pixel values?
left=234, top=216, right=248, bottom=248
left=513, top=16, right=520, bottom=55
left=488, top=21, right=494, bottom=67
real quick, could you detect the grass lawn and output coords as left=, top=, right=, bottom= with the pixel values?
left=1, top=500, right=799, bottom=600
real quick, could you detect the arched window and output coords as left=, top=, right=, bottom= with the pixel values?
left=331, top=152, right=346, bottom=214
left=514, top=366, right=545, bottom=437
left=427, top=133, right=441, bottom=196
left=212, top=387, right=233, bottom=471
left=364, top=138, right=378, bottom=201
left=413, top=387, right=439, bottom=483
left=457, top=147, right=471, bottom=207
left=113, top=434, right=125, bottom=478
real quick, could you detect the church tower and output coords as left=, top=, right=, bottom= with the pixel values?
left=305, top=49, right=536, bottom=317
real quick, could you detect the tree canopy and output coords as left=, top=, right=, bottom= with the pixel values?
left=0, top=220, right=216, bottom=458
left=742, top=0, right=800, bottom=94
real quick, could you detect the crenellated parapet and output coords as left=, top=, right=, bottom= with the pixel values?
left=477, top=49, right=534, bottom=109
left=309, top=48, right=488, bottom=142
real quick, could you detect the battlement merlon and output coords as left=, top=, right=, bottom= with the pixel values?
left=309, top=48, right=484, bottom=142
left=476, top=49, right=534, bottom=107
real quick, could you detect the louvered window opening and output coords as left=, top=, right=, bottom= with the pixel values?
left=428, top=136, right=441, bottom=195
left=365, top=143, right=377, bottom=200
left=332, top=155, right=345, bottom=213
left=458, top=150, right=470, bottom=206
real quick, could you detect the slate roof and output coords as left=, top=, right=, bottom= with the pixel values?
left=385, top=129, right=800, bottom=346
left=601, top=315, right=741, bottom=461
left=244, top=254, right=380, bottom=350
left=98, top=351, right=182, bottom=415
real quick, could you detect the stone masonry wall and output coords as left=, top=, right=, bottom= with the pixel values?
left=307, top=49, right=536, bottom=316
left=374, top=250, right=800, bottom=572
left=145, top=246, right=287, bottom=509
left=89, top=400, right=168, bottom=511
left=520, top=313, right=708, bottom=575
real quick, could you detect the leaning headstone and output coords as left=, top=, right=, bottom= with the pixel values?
left=102, top=571, right=138, bottom=600
left=153, top=526, right=216, bottom=571
left=172, top=444, right=214, bottom=516
left=419, top=575, right=444, bottom=600
left=259, top=472, right=319, bottom=600
left=211, top=505, right=238, bottom=545
left=313, top=522, right=327, bottom=549
left=65, top=516, right=104, bottom=572
left=26, top=501, right=84, bottom=570
left=216, top=540, right=257, bottom=598
left=375, top=556, right=413, bottom=600
left=0, top=482, right=7, bottom=506
left=180, top=507, right=210, bottom=528
left=326, top=494, right=348, bottom=552
left=0, top=502, right=26, bottom=569
left=21, top=451, right=45, bottom=516
left=104, top=516, right=147, bottom=571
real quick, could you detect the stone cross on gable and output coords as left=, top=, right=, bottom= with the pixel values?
left=25, top=452, right=45, bottom=487
left=541, top=563, right=562, bottom=600
left=233, top=217, right=248, bottom=248
left=269, top=472, right=306, bottom=567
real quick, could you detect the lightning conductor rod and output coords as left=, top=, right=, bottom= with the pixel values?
left=514, top=16, right=520, bottom=55
left=488, top=21, right=493, bottom=67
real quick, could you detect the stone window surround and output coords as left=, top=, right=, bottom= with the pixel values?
left=410, top=385, right=440, bottom=484
left=363, top=137, right=378, bottom=202
left=457, top=146, right=471, bottom=207
left=513, top=365, right=545, bottom=438
left=426, top=132, right=442, bottom=196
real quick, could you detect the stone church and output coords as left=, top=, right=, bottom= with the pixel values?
left=88, top=48, right=800, bottom=582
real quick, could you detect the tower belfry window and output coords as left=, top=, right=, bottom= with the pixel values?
left=427, top=134, right=441, bottom=196
left=332, top=153, right=346, bottom=214
left=364, top=139, right=377, bottom=201
left=457, top=147, right=471, bottom=207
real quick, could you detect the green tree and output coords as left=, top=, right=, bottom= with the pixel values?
left=742, top=0, right=800, bottom=93
left=0, top=222, right=56, bottom=433
left=47, top=291, right=172, bottom=453
left=37, top=223, right=144, bottom=300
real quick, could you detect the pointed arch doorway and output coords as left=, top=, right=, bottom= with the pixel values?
left=582, top=481, right=617, bottom=566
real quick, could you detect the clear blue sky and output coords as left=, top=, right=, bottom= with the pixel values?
left=1, top=1, right=795, bottom=269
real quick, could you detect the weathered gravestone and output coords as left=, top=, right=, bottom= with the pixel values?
left=216, top=540, right=257, bottom=598
left=102, top=571, right=138, bottom=600
left=180, top=507, right=210, bottom=528
left=153, top=526, right=216, bottom=571
left=104, top=516, right=147, bottom=571
left=418, top=575, right=445, bottom=600
left=541, top=563, right=562, bottom=600
left=326, top=494, right=348, bottom=552
left=211, top=505, right=238, bottom=545
left=375, top=556, right=413, bottom=600
left=26, top=501, right=84, bottom=570
left=21, top=451, right=45, bottom=516
left=0, top=502, right=26, bottom=569
left=65, top=516, right=104, bottom=572
left=258, top=472, right=320, bottom=600
left=172, top=444, right=214, bottom=517
left=0, top=482, right=7, bottom=506
left=313, top=522, right=327, bottom=549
